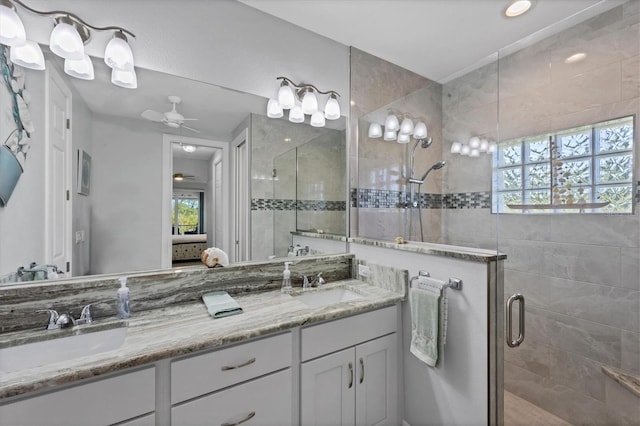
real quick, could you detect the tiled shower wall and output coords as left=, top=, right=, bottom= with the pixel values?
left=442, top=3, right=639, bottom=424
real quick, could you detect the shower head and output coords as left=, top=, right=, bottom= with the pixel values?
left=416, top=160, right=446, bottom=182
left=420, top=137, right=433, bottom=149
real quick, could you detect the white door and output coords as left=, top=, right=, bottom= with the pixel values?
left=301, top=347, right=356, bottom=426
left=46, top=66, right=72, bottom=276
left=355, top=334, right=398, bottom=426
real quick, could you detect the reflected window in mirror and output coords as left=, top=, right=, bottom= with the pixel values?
left=172, top=191, right=204, bottom=235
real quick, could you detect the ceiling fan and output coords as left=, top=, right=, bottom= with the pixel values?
left=141, top=96, right=200, bottom=133
left=173, top=173, right=197, bottom=181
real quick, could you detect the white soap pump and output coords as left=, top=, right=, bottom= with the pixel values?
left=116, top=277, right=131, bottom=319
left=281, top=262, right=293, bottom=294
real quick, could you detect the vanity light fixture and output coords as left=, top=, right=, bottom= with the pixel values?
left=368, top=110, right=429, bottom=144
left=451, top=136, right=496, bottom=157
left=267, top=76, right=341, bottom=127
left=0, top=0, right=136, bottom=88
left=505, top=0, right=532, bottom=17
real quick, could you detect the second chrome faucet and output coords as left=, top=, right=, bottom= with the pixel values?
left=37, top=304, right=93, bottom=330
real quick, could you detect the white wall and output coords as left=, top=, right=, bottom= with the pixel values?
left=90, top=115, right=164, bottom=275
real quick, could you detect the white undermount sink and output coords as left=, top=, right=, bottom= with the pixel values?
left=293, top=287, right=364, bottom=308
left=0, top=326, right=128, bottom=374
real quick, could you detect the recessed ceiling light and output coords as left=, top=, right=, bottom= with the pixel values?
left=505, top=0, right=532, bottom=17
left=182, top=144, right=197, bottom=153
left=565, top=52, right=587, bottom=64
left=284, top=138, right=291, bottom=142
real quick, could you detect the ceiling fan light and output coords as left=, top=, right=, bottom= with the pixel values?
left=104, top=31, right=134, bottom=70
left=278, top=81, right=295, bottom=109
left=267, top=98, right=283, bottom=118
left=301, top=89, right=318, bottom=115
left=505, top=0, right=532, bottom=17
left=400, top=118, right=414, bottom=135
left=111, top=67, right=137, bottom=89
left=0, top=2, right=26, bottom=47
left=310, top=111, right=325, bottom=127
left=49, top=20, right=85, bottom=60
left=324, top=94, right=340, bottom=120
left=413, top=121, right=427, bottom=139
left=384, top=114, right=399, bottom=132
left=10, top=40, right=45, bottom=70
left=368, top=123, right=382, bottom=138
left=288, top=104, right=304, bottom=123
left=64, top=54, right=94, bottom=80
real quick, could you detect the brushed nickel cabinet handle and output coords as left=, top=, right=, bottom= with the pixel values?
left=506, top=294, right=525, bottom=348
left=221, top=411, right=256, bottom=426
left=359, top=357, right=364, bottom=384
left=348, top=362, right=353, bottom=389
left=221, top=357, right=256, bottom=371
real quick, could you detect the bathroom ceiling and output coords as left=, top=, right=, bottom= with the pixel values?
left=240, top=0, right=619, bottom=82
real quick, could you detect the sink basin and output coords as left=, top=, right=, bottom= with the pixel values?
left=293, top=287, right=364, bottom=308
left=0, top=326, right=128, bottom=373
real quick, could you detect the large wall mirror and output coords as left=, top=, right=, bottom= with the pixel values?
left=0, top=43, right=348, bottom=284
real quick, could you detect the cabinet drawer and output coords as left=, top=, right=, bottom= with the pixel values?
left=171, top=369, right=292, bottom=426
left=301, top=306, right=397, bottom=361
left=0, top=367, right=155, bottom=426
left=171, top=332, right=292, bottom=404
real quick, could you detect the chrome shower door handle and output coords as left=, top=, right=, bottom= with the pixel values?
left=506, top=293, right=525, bottom=348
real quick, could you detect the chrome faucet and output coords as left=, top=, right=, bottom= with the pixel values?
left=37, top=304, right=93, bottom=330
left=300, top=273, right=325, bottom=289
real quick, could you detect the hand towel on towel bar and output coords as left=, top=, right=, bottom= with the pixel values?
left=409, top=276, right=448, bottom=367
left=202, top=291, right=244, bottom=318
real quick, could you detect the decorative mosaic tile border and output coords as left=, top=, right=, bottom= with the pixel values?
left=252, top=198, right=346, bottom=211
left=350, top=188, right=491, bottom=209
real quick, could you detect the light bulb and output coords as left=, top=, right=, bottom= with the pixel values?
left=383, top=130, right=397, bottom=141
left=488, top=142, right=497, bottom=153
left=288, top=105, right=304, bottom=123
left=104, top=31, right=134, bottom=70
left=301, top=89, right=318, bottom=114
left=450, top=142, right=462, bottom=154
left=267, top=98, right=283, bottom=118
left=64, top=54, right=94, bottom=80
left=10, top=41, right=45, bottom=70
left=469, top=136, right=480, bottom=149
left=324, top=93, right=340, bottom=120
left=50, top=21, right=85, bottom=60
left=310, top=111, right=325, bottom=127
left=384, top=114, right=399, bottom=132
left=0, top=2, right=26, bottom=46
left=397, top=133, right=410, bottom=144
left=413, top=122, right=427, bottom=139
left=470, top=149, right=480, bottom=157
left=400, top=118, right=414, bottom=135
left=182, top=145, right=197, bottom=153
left=111, top=67, right=137, bottom=89
left=460, top=145, right=471, bottom=156
left=479, top=139, right=489, bottom=152
left=368, top=123, right=382, bottom=138
left=277, top=81, right=295, bottom=109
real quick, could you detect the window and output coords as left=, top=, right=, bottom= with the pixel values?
left=172, top=191, right=203, bottom=234
left=492, top=116, right=635, bottom=214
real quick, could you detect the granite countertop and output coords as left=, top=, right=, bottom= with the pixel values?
left=0, top=280, right=403, bottom=400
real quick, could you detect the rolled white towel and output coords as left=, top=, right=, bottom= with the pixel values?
left=201, top=247, right=229, bottom=268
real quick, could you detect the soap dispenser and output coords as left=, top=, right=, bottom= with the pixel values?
left=116, top=277, right=131, bottom=319
left=281, top=262, right=293, bottom=294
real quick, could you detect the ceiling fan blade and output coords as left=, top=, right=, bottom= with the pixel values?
left=182, top=124, right=201, bottom=133
left=141, top=109, right=166, bottom=122
left=182, top=118, right=198, bottom=121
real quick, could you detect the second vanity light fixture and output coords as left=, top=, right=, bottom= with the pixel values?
left=367, top=110, right=428, bottom=144
left=0, top=0, right=137, bottom=88
left=267, top=76, right=341, bottom=127
left=451, top=136, right=497, bottom=157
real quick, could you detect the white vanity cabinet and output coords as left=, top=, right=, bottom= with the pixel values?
left=300, top=306, right=399, bottom=426
left=0, top=367, right=155, bottom=426
left=170, top=332, right=293, bottom=425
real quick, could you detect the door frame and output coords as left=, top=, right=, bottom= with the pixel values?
left=231, top=128, right=249, bottom=262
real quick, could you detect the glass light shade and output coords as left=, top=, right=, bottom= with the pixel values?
left=384, top=114, right=399, bottom=132
left=0, top=3, right=26, bottom=46
left=288, top=105, right=304, bottom=123
left=460, top=145, right=471, bottom=156
left=397, top=133, right=410, bottom=144
left=111, top=67, right=137, bottom=89
left=399, top=118, right=414, bottom=135
left=49, top=22, right=85, bottom=60
left=310, top=111, right=325, bottom=127
left=479, top=139, right=490, bottom=152
left=324, top=94, right=340, bottom=120
left=104, top=34, right=134, bottom=70
left=267, top=98, right=283, bottom=118
left=182, top=145, right=197, bottom=153
left=413, top=121, right=427, bottom=139
left=505, top=0, right=532, bottom=17
left=277, top=82, right=295, bottom=109
left=368, top=123, right=382, bottom=138
left=470, top=149, right=480, bottom=157
left=450, top=142, right=462, bottom=154
left=64, top=54, right=94, bottom=80
left=301, top=90, right=318, bottom=115
left=487, top=142, right=497, bottom=153
left=468, top=136, right=480, bottom=149
left=10, top=41, right=45, bottom=70
left=383, top=130, right=397, bottom=141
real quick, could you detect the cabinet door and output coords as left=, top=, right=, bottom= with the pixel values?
left=301, top=348, right=356, bottom=426
left=355, top=334, right=398, bottom=426
left=171, top=369, right=292, bottom=426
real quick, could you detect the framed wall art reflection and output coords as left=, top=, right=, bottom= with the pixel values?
left=77, top=149, right=91, bottom=196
